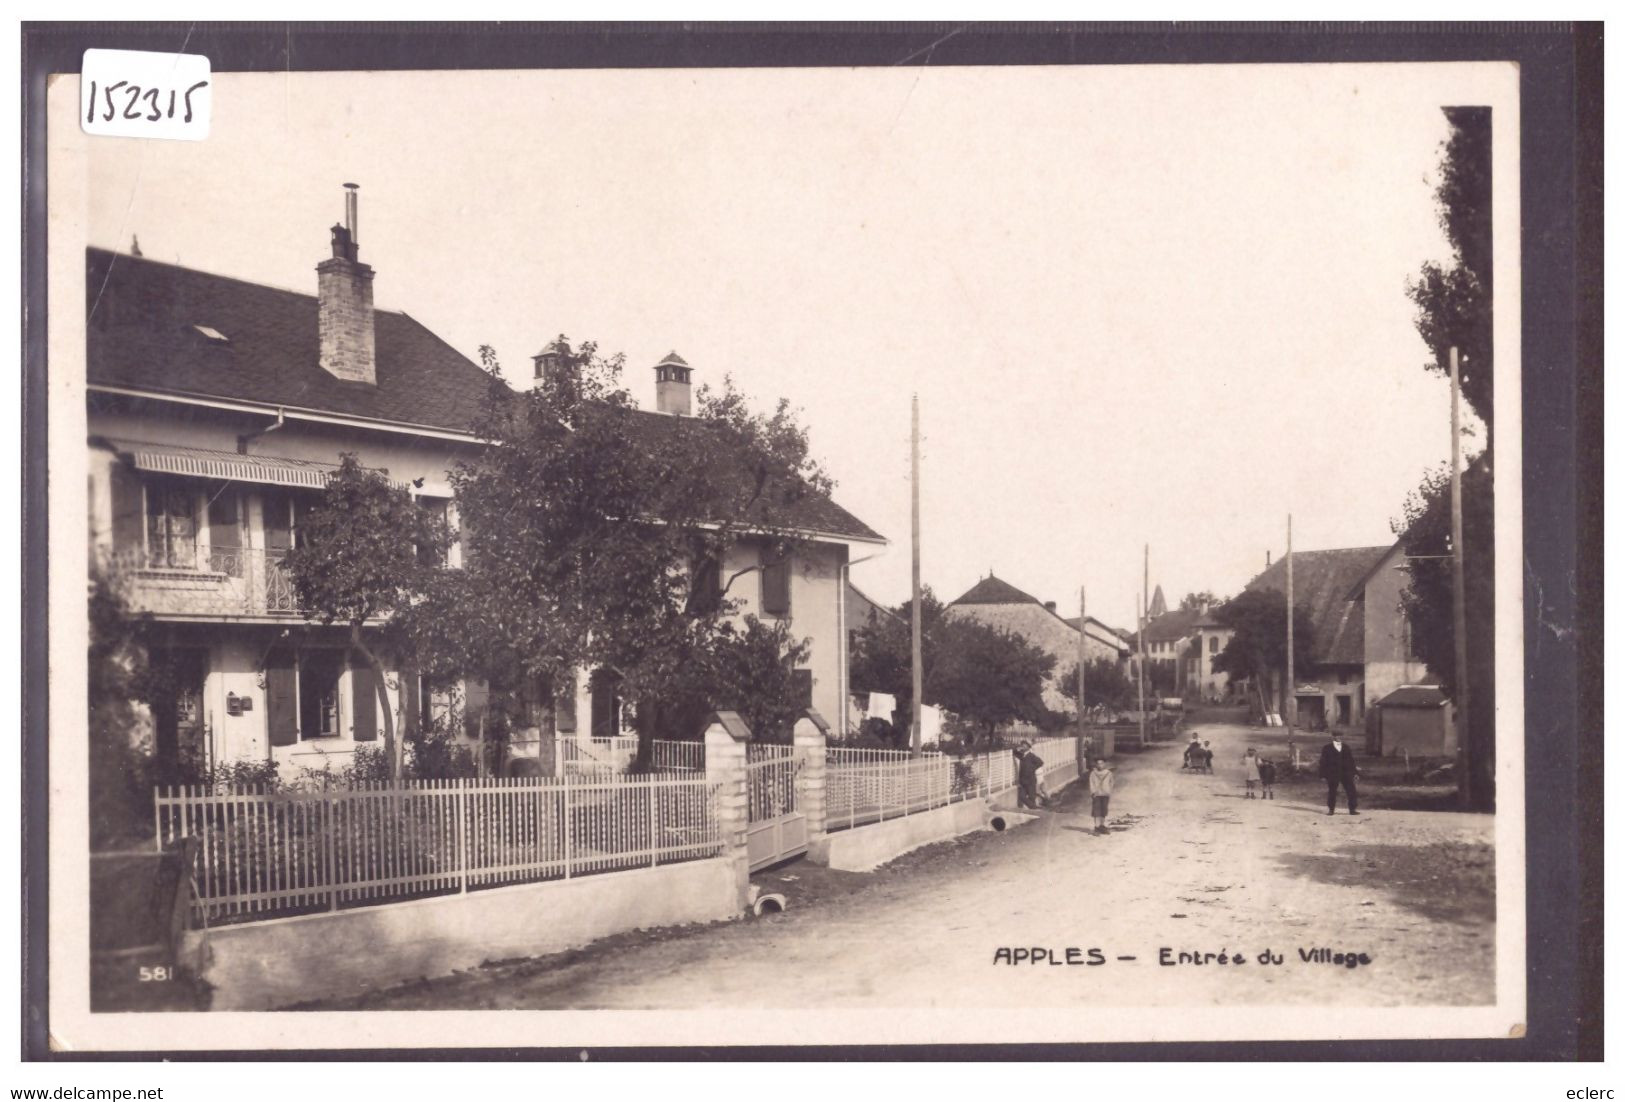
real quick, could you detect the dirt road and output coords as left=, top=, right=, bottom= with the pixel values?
left=310, top=722, right=1495, bottom=1010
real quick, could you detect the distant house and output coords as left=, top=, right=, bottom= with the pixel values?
left=1128, top=605, right=1202, bottom=693
left=945, top=573, right=1128, bottom=713
left=1349, top=541, right=1455, bottom=756
left=1242, top=545, right=1390, bottom=730
left=1187, top=608, right=1238, bottom=702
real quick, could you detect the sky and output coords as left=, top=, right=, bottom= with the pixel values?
left=79, top=63, right=1494, bottom=630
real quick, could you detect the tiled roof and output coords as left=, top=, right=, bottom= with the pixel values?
left=85, top=246, right=883, bottom=543
left=1243, top=546, right=1390, bottom=666
left=1375, top=685, right=1448, bottom=708
left=1132, top=606, right=1203, bottom=646
left=949, top=574, right=1042, bottom=607
left=656, top=351, right=690, bottom=368
left=87, top=247, right=494, bottom=434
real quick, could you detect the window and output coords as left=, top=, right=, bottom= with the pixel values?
left=297, top=651, right=343, bottom=740
left=206, top=484, right=244, bottom=576
left=691, top=552, right=723, bottom=614
left=761, top=556, right=791, bottom=618
left=1209, top=635, right=1218, bottom=653
left=415, top=497, right=449, bottom=567
left=793, top=668, right=814, bottom=711
left=144, top=477, right=198, bottom=568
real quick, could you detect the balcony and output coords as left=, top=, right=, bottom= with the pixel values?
left=118, top=546, right=303, bottom=619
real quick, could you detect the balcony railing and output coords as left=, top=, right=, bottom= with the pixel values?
left=117, top=545, right=303, bottom=618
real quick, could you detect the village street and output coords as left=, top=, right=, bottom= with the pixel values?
left=310, top=722, right=1496, bottom=1012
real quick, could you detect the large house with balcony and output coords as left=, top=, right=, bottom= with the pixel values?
left=85, top=198, right=884, bottom=779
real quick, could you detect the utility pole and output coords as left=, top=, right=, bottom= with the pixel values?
left=1451, top=347, right=1472, bottom=808
left=910, top=393, right=923, bottom=758
left=1285, top=514, right=1295, bottom=739
left=1142, top=543, right=1150, bottom=735
left=1136, top=592, right=1147, bottom=748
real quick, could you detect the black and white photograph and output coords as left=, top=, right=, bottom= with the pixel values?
left=27, top=23, right=1597, bottom=1062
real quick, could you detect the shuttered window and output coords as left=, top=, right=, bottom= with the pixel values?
left=793, top=668, right=814, bottom=711
left=109, top=462, right=145, bottom=553
left=351, top=660, right=380, bottom=742
left=265, top=649, right=298, bottom=747
left=761, top=557, right=791, bottom=617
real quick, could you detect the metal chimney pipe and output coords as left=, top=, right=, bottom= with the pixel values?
left=343, top=182, right=360, bottom=249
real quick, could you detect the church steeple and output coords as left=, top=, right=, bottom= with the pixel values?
left=1148, top=584, right=1168, bottom=619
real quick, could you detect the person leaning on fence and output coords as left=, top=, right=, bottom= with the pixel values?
left=1088, top=757, right=1114, bottom=834
left=1016, top=741, right=1048, bottom=809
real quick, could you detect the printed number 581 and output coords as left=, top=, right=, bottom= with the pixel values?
left=138, top=966, right=172, bottom=982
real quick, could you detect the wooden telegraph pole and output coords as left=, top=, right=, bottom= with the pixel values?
left=1136, top=591, right=1147, bottom=749
left=1285, top=514, right=1295, bottom=739
left=910, top=393, right=923, bottom=758
left=1451, top=348, right=1472, bottom=808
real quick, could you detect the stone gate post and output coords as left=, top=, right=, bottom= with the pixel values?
left=703, top=710, right=752, bottom=913
left=793, top=709, right=829, bottom=844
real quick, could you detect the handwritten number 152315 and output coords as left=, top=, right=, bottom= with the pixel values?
left=86, top=79, right=209, bottom=124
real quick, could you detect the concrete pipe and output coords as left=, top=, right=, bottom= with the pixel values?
left=752, top=892, right=787, bottom=916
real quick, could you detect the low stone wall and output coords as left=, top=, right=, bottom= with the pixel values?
left=807, top=787, right=1021, bottom=873
left=182, top=858, right=741, bottom=1010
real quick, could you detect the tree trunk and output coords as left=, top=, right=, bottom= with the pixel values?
left=350, top=622, right=400, bottom=782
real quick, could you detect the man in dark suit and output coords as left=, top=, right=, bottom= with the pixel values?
left=1319, top=734, right=1360, bottom=815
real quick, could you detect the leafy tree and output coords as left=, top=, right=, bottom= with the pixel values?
left=414, top=341, right=834, bottom=765
left=1210, top=589, right=1315, bottom=711
left=848, top=590, right=1053, bottom=746
left=1057, top=656, right=1136, bottom=713
left=638, top=616, right=813, bottom=749
left=929, top=618, right=1055, bottom=744
left=88, top=563, right=154, bottom=847
left=1399, top=106, right=1496, bottom=810
left=1177, top=591, right=1224, bottom=613
left=1405, top=107, right=1493, bottom=435
left=282, top=453, right=448, bottom=779
left=1394, top=458, right=1495, bottom=805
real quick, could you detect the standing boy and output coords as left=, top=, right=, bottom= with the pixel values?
left=1088, top=757, right=1114, bottom=834
left=1258, top=757, right=1277, bottom=800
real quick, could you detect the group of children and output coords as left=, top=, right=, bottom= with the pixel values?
left=1183, top=734, right=1277, bottom=799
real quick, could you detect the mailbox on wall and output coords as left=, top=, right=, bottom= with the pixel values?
left=226, top=692, right=253, bottom=717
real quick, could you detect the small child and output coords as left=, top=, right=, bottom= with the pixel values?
left=1202, top=741, right=1214, bottom=774
left=1088, top=757, right=1115, bottom=834
left=1258, top=757, right=1277, bottom=800
left=1183, top=734, right=1201, bottom=771
left=1242, top=747, right=1261, bottom=798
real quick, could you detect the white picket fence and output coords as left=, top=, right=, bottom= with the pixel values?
left=1026, top=736, right=1082, bottom=787
left=825, top=745, right=942, bottom=769
left=557, top=736, right=639, bottom=774
left=650, top=739, right=705, bottom=773
left=745, top=743, right=799, bottom=822
left=154, top=774, right=721, bottom=925
left=823, top=750, right=1017, bottom=833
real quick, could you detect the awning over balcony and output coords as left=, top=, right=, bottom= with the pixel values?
left=104, top=439, right=402, bottom=491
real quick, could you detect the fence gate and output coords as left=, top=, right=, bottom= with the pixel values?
left=745, top=745, right=806, bottom=872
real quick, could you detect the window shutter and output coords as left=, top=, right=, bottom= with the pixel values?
left=265, top=651, right=298, bottom=747
left=762, top=558, right=791, bottom=617
left=350, top=661, right=379, bottom=742
left=552, top=673, right=575, bottom=733
left=109, top=463, right=144, bottom=553
left=793, top=669, right=814, bottom=711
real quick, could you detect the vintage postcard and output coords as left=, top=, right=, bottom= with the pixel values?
left=42, top=44, right=1533, bottom=1053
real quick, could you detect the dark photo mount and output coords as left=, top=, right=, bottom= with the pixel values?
left=20, top=21, right=1600, bottom=1062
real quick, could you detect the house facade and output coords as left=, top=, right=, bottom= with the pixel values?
left=945, top=573, right=1130, bottom=713
left=1242, top=545, right=1390, bottom=731
left=86, top=196, right=882, bottom=779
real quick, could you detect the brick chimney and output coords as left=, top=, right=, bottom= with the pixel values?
left=316, top=183, right=376, bottom=385
left=654, top=351, right=693, bottom=416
